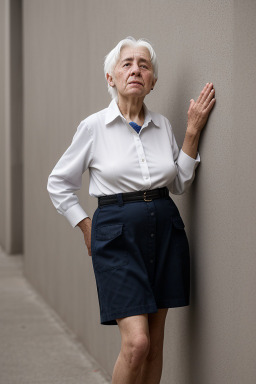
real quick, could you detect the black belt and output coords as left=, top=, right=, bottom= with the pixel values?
left=98, top=187, right=169, bottom=207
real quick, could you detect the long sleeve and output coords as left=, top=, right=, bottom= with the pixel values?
left=167, top=122, right=200, bottom=195
left=47, top=120, right=93, bottom=227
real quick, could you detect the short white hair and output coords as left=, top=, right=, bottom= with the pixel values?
left=104, top=36, right=158, bottom=101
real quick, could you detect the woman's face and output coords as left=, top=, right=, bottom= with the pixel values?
left=107, top=45, right=157, bottom=101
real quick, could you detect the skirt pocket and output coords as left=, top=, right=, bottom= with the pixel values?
left=93, top=223, right=129, bottom=273
left=172, top=216, right=190, bottom=258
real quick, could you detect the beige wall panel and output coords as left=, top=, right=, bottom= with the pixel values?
left=23, top=0, right=256, bottom=383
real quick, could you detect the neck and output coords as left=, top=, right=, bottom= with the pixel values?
left=117, top=95, right=145, bottom=125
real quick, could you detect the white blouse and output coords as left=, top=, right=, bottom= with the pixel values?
left=47, top=99, right=200, bottom=227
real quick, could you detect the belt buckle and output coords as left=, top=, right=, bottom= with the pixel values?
left=143, top=191, right=152, bottom=202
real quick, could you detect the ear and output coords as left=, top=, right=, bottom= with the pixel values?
left=151, top=78, right=157, bottom=90
left=106, top=73, right=115, bottom=87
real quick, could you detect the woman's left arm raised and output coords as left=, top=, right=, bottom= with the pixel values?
left=182, top=82, right=216, bottom=159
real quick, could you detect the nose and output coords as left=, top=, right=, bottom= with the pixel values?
left=130, top=63, right=141, bottom=76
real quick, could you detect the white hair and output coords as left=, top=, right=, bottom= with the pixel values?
left=104, top=36, right=158, bottom=100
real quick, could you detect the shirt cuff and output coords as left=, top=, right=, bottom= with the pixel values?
left=177, top=149, right=200, bottom=174
left=64, top=204, right=89, bottom=228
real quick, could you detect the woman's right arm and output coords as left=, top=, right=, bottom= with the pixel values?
left=76, top=217, right=92, bottom=256
left=47, top=120, right=93, bottom=228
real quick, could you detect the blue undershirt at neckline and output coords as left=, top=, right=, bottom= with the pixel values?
left=129, top=121, right=142, bottom=134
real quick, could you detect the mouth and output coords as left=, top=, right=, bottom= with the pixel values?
left=129, top=81, right=143, bottom=86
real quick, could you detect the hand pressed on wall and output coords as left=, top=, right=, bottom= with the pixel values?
left=182, top=82, right=216, bottom=159
left=187, top=82, right=216, bottom=135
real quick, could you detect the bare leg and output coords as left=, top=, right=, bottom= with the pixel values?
left=112, top=314, right=150, bottom=384
left=135, top=308, right=168, bottom=384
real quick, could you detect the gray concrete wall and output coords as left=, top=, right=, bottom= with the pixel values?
left=21, top=1, right=256, bottom=383
left=0, top=0, right=7, bottom=249
left=0, top=0, right=23, bottom=254
left=9, top=0, right=23, bottom=253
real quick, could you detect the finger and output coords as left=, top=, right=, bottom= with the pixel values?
left=200, top=83, right=214, bottom=104
left=205, top=97, right=216, bottom=113
left=197, top=83, right=209, bottom=103
left=198, top=82, right=214, bottom=104
left=204, top=88, right=215, bottom=107
left=188, top=99, right=194, bottom=114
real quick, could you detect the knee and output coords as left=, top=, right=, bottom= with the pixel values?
left=122, top=333, right=150, bottom=370
left=146, top=341, right=163, bottom=362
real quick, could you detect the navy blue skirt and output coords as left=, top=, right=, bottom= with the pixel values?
left=91, top=191, right=190, bottom=325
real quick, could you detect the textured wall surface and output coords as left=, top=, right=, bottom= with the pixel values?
left=22, top=1, right=256, bottom=383
left=231, top=1, right=256, bottom=382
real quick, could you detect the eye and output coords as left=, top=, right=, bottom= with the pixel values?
left=140, top=65, right=148, bottom=69
left=123, top=63, right=131, bottom=67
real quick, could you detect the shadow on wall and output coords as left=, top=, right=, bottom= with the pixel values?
left=166, top=60, right=212, bottom=382
left=163, top=60, right=208, bottom=383
left=187, top=169, right=201, bottom=383
left=186, top=121, right=211, bottom=382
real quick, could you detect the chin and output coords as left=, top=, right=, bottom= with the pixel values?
left=127, top=90, right=145, bottom=97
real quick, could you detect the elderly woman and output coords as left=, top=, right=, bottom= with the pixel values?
left=47, top=37, right=215, bottom=384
